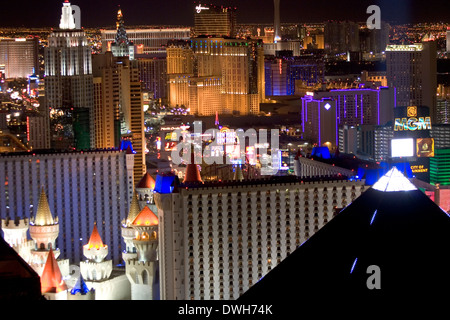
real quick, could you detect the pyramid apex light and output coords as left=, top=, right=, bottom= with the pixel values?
left=372, top=166, right=417, bottom=192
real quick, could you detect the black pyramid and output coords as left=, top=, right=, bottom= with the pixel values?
left=239, top=167, right=450, bottom=303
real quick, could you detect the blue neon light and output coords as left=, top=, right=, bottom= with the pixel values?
left=370, top=209, right=378, bottom=225
left=350, top=258, right=358, bottom=274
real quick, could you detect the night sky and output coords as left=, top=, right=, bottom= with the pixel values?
left=1, top=0, right=449, bottom=28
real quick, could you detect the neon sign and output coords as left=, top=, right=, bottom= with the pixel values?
left=394, top=117, right=432, bottom=131
left=196, top=4, right=209, bottom=13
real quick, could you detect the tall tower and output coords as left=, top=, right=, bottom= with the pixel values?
left=44, top=1, right=94, bottom=150
left=111, top=7, right=135, bottom=60
left=80, top=224, right=113, bottom=282
left=274, top=0, right=281, bottom=42
left=29, top=187, right=61, bottom=275
left=126, top=206, right=159, bottom=300
left=386, top=42, right=437, bottom=121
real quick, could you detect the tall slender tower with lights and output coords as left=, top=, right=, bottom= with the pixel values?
left=274, top=0, right=281, bottom=42
left=44, top=1, right=94, bottom=150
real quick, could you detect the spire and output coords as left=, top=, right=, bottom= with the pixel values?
left=40, top=248, right=67, bottom=294
left=115, top=6, right=130, bottom=45
left=183, top=150, right=203, bottom=184
left=70, top=273, right=91, bottom=295
left=132, top=206, right=159, bottom=226
left=59, top=1, right=76, bottom=30
left=86, top=223, right=104, bottom=249
left=233, top=165, right=244, bottom=181
left=126, top=192, right=141, bottom=225
left=215, top=111, right=220, bottom=127
left=33, top=187, right=56, bottom=226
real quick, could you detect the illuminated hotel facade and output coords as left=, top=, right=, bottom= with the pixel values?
left=44, top=2, right=94, bottom=150
left=301, top=84, right=395, bottom=147
left=101, top=28, right=191, bottom=57
left=193, top=4, right=237, bottom=38
left=0, top=37, right=39, bottom=79
left=0, top=149, right=135, bottom=265
left=167, top=38, right=265, bottom=116
left=386, top=42, right=437, bottom=121
left=154, top=174, right=366, bottom=300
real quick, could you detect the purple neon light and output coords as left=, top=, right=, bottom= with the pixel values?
left=377, top=90, right=380, bottom=125
left=355, top=94, right=358, bottom=118
left=361, top=94, right=364, bottom=124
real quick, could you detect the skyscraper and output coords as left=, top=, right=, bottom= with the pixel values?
left=386, top=42, right=437, bottom=121
left=273, top=0, right=281, bottom=42
left=167, top=37, right=265, bottom=116
left=194, top=3, right=237, bottom=38
left=0, top=38, right=39, bottom=79
left=44, top=1, right=94, bottom=150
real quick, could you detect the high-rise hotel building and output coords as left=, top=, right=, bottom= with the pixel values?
left=0, top=37, right=39, bottom=79
left=167, top=38, right=265, bottom=116
left=0, top=148, right=135, bottom=265
left=92, top=52, right=146, bottom=186
left=386, top=42, right=437, bottom=121
left=154, top=172, right=366, bottom=300
left=44, top=1, right=94, bottom=150
left=101, top=28, right=191, bottom=57
left=193, top=3, right=237, bottom=38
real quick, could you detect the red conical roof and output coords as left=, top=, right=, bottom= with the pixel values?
left=132, top=206, right=159, bottom=226
left=86, top=224, right=104, bottom=249
left=40, top=249, right=67, bottom=294
left=183, top=151, right=203, bottom=184
left=137, top=172, right=156, bottom=189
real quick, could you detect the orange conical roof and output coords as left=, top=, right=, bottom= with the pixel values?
left=132, top=206, right=158, bottom=226
left=137, top=172, right=156, bottom=189
left=40, top=248, right=67, bottom=294
left=183, top=151, right=203, bottom=184
left=86, top=224, right=104, bottom=249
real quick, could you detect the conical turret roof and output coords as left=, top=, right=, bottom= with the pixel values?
left=33, top=187, right=55, bottom=226
left=183, top=150, right=203, bottom=184
left=126, top=192, right=141, bottom=225
left=70, top=273, right=91, bottom=295
left=40, top=248, right=67, bottom=294
left=137, top=172, right=156, bottom=189
left=132, top=206, right=158, bottom=227
left=240, top=167, right=450, bottom=302
left=86, top=224, right=104, bottom=249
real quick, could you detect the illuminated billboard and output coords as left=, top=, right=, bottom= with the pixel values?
left=416, top=138, right=434, bottom=158
left=391, top=138, right=414, bottom=158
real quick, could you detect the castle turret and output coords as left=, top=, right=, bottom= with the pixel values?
left=29, top=187, right=61, bottom=274
left=41, top=248, right=67, bottom=300
left=126, top=206, right=159, bottom=300
left=136, top=172, right=156, bottom=207
left=1, top=217, right=34, bottom=263
left=80, top=223, right=112, bottom=281
left=121, top=192, right=140, bottom=262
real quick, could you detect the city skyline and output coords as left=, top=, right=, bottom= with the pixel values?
left=1, top=0, right=450, bottom=28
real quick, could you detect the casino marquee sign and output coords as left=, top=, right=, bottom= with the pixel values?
left=394, top=106, right=432, bottom=131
